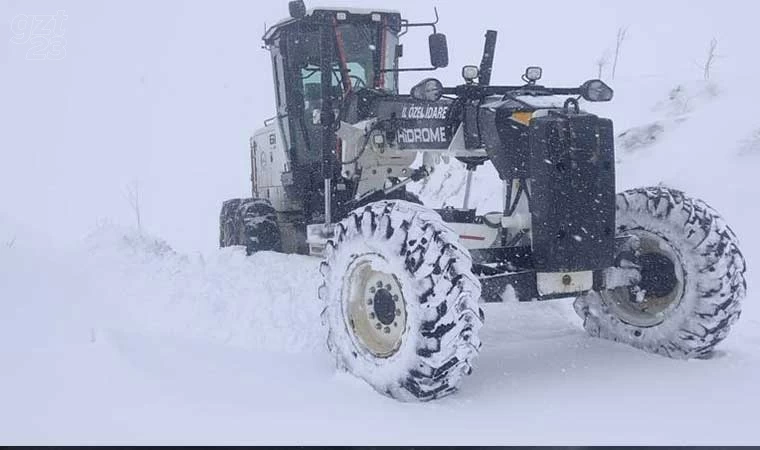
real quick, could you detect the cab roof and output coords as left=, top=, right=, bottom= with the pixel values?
left=263, top=7, right=402, bottom=44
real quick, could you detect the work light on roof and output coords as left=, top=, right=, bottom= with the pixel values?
left=524, top=66, right=542, bottom=83
left=462, top=65, right=479, bottom=83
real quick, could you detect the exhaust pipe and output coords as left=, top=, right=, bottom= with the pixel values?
left=479, top=30, right=498, bottom=86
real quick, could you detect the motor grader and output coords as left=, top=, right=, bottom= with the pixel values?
left=220, top=0, right=747, bottom=401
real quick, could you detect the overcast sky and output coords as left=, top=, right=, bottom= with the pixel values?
left=3, top=0, right=759, bottom=252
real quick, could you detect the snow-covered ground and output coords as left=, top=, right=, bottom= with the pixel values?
left=2, top=0, right=760, bottom=445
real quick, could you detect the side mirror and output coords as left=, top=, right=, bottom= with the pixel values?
left=289, top=0, right=306, bottom=19
left=428, top=33, right=449, bottom=68
left=580, top=79, right=614, bottom=102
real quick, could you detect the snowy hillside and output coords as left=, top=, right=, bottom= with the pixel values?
left=3, top=0, right=760, bottom=445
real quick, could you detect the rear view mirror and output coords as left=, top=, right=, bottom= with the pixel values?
left=289, top=0, right=306, bottom=18
left=428, top=33, right=449, bottom=68
left=580, top=79, right=614, bottom=102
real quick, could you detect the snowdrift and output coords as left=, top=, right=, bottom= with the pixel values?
left=82, top=224, right=325, bottom=353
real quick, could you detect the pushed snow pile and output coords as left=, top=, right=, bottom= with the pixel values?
left=652, top=82, right=720, bottom=117
left=412, top=158, right=504, bottom=212
left=82, top=224, right=326, bottom=353
left=616, top=121, right=668, bottom=154
left=616, top=81, right=720, bottom=157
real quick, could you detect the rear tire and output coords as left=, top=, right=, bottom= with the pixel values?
left=574, top=187, right=747, bottom=359
left=319, top=200, right=483, bottom=401
left=219, top=198, right=282, bottom=255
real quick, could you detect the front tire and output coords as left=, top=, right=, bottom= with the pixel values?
left=574, top=187, right=747, bottom=359
left=319, top=200, right=483, bottom=401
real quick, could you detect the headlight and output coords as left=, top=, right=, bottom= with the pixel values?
left=410, top=78, right=443, bottom=102
left=580, top=79, right=614, bottom=102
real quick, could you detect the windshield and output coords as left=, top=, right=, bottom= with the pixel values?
left=334, top=22, right=398, bottom=93
left=293, top=21, right=398, bottom=103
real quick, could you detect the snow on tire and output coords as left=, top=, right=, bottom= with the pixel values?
left=574, top=186, right=747, bottom=359
left=219, top=198, right=281, bottom=255
left=319, top=200, right=483, bottom=401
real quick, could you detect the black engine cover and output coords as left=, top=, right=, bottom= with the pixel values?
left=528, top=111, right=616, bottom=272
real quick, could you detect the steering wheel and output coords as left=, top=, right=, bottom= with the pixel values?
left=349, top=75, right=366, bottom=89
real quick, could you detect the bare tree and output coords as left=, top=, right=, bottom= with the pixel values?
left=701, top=37, right=719, bottom=81
left=124, top=179, right=142, bottom=233
left=612, top=27, right=628, bottom=80
left=596, top=50, right=611, bottom=79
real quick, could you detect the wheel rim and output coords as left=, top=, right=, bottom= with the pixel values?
left=342, top=253, right=408, bottom=358
left=602, top=229, right=685, bottom=328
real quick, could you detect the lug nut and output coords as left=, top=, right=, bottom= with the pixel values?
left=375, top=323, right=382, bottom=330
left=393, top=295, right=399, bottom=302
left=367, top=298, right=373, bottom=305
left=385, top=284, right=392, bottom=291
left=384, top=326, right=391, bottom=334
left=376, top=281, right=383, bottom=288
left=370, top=287, right=376, bottom=294
left=369, top=312, right=376, bottom=319
left=395, top=308, right=401, bottom=316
